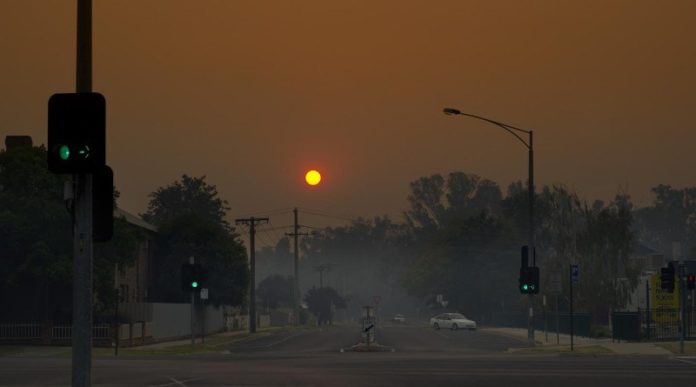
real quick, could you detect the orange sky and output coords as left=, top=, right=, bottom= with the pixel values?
left=2, top=0, right=696, bottom=232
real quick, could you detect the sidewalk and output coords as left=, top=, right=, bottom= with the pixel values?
left=483, top=327, right=672, bottom=355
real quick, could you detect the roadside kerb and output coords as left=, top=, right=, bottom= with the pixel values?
left=483, top=327, right=672, bottom=355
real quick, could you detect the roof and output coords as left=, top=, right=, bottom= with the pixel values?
left=114, top=208, right=158, bottom=233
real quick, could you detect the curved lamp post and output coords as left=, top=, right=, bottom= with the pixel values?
left=443, top=107, right=536, bottom=343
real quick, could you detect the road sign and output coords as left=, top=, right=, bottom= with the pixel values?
left=200, top=288, right=209, bottom=300
left=571, top=264, right=579, bottom=283
left=651, top=273, right=680, bottom=323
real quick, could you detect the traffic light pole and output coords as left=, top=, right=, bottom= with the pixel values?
left=527, top=131, right=535, bottom=344
left=236, top=217, right=269, bottom=333
left=442, top=109, right=535, bottom=344
left=73, top=1, right=93, bottom=386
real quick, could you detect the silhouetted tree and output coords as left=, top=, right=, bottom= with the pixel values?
left=257, top=275, right=294, bottom=310
left=304, top=286, right=346, bottom=325
left=144, top=175, right=248, bottom=307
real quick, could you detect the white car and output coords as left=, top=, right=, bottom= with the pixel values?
left=430, top=313, right=477, bottom=331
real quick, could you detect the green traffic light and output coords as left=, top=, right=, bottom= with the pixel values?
left=77, top=145, right=90, bottom=159
left=191, top=281, right=199, bottom=288
left=59, top=145, right=70, bottom=160
left=522, top=284, right=529, bottom=291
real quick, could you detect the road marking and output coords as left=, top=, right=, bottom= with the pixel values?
left=673, top=357, right=696, bottom=366
left=434, top=330, right=452, bottom=340
left=243, top=331, right=306, bottom=349
left=147, top=377, right=201, bottom=387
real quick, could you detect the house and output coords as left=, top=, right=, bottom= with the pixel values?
left=113, top=208, right=158, bottom=304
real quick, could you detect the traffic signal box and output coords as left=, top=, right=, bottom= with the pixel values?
left=48, top=93, right=105, bottom=174
left=48, top=92, right=113, bottom=242
left=519, top=246, right=539, bottom=294
left=519, top=266, right=540, bottom=294
left=181, top=263, right=205, bottom=292
left=660, top=264, right=675, bottom=293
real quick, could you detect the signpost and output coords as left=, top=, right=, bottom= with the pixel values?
left=569, top=264, right=578, bottom=351
left=362, top=306, right=376, bottom=346
left=200, top=288, right=208, bottom=344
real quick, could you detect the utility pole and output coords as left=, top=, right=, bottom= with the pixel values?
left=286, top=208, right=308, bottom=326
left=73, top=1, right=93, bottom=386
left=236, top=216, right=269, bottom=333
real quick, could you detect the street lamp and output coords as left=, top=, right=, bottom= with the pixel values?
left=443, top=107, right=536, bottom=343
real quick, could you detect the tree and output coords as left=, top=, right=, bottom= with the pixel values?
left=143, top=176, right=248, bottom=307
left=0, top=145, right=140, bottom=321
left=303, top=286, right=346, bottom=325
left=142, top=175, right=231, bottom=230
left=633, top=184, right=696, bottom=257
left=257, top=275, right=294, bottom=310
left=0, top=145, right=72, bottom=320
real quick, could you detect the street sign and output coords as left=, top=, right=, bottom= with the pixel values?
left=571, top=264, right=579, bottom=283
left=651, top=273, right=680, bottom=323
left=200, top=288, right=209, bottom=300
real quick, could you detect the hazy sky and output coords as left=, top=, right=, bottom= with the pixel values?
left=2, top=0, right=696, bottom=236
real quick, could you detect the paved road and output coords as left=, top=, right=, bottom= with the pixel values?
left=2, top=324, right=696, bottom=386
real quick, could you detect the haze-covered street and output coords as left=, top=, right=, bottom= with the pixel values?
left=3, top=325, right=696, bottom=386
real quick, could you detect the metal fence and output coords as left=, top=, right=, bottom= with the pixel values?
left=1, top=323, right=112, bottom=340
left=0, top=323, right=42, bottom=339
left=642, top=308, right=696, bottom=341
left=610, top=308, right=696, bottom=341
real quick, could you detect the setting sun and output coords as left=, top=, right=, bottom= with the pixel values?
left=305, top=169, right=322, bottom=186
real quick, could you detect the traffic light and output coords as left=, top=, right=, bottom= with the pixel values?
left=48, top=93, right=105, bottom=173
left=181, top=263, right=205, bottom=292
left=660, top=264, right=675, bottom=292
left=519, top=266, right=540, bottom=294
left=688, top=273, right=695, bottom=290
left=93, top=165, right=113, bottom=242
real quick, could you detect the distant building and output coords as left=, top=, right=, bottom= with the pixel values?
left=114, top=208, right=158, bottom=304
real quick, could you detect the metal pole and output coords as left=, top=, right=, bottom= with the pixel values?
left=294, top=208, right=300, bottom=326
left=646, top=279, right=650, bottom=340
left=190, top=293, right=195, bottom=345
left=570, top=264, right=574, bottom=351
left=680, top=263, right=685, bottom=354
left=73, top=1, right=93, bottom=386
left=555, top=294, right=559, bottom=345
left=250, top=217, right=257, bottom=333
left=544, top=295, right=548, bottom=343
left=190, top=257, right=195, bottom=346
left=527, top=131, right=535, bottom=344
left=114, top=288, right=119, bottom=356
left=201, top=299, right=205, bottom=344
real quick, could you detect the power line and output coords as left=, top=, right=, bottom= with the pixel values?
left=233, top=207, right=293, bottom=219
left=298, top=208, right=357, bottom=222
